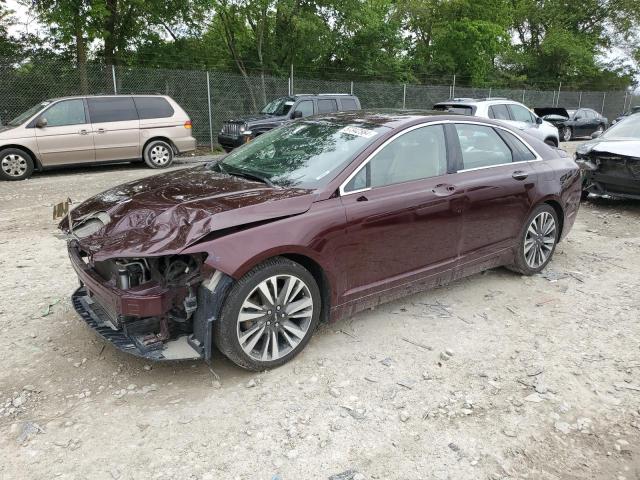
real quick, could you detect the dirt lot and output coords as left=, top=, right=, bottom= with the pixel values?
left=1, top=144, right=639, bottom=480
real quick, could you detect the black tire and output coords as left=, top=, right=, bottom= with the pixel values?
left=214, top=257, right=321, bottom=371
left=507, top=204, right=559, bottom=275
left=143, top=140, right=174, bottom=169
left=580, top=189, right=590, bottom=201
left=0, top=148, right=35, bottom=181
left=561, top=126, right=572, bottom=142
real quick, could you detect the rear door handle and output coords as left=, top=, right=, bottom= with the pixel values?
left=512, top=170, right=528, bottom=181
left=96, top=128, right=105, bottom=134
left=79, top=129, right=89, bottom=135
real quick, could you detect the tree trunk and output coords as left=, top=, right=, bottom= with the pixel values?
left=104, top=0, right=118, bottom=66
left=75, top=17, right=88, bottom=94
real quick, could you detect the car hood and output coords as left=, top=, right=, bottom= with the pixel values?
left=0, top=125, right=17, bottom=137
left=577, top=138, right=640, bottom=158
left=534, top=107, right=570, bottom=119
left=61, top=165, right=316, bottom=261
left=225, top=114, right=288, bottom=125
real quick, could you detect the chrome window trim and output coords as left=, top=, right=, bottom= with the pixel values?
left=339, top=119, right=542, bottom=196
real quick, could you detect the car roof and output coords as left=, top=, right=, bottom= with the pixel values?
left=307, top=109, right=508, bottom=130
left=44, top=94, right=169, bottom=102
left=434, top=98, right=517, bottom=105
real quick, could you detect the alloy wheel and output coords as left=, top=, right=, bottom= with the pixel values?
left=236, top=274, right=314, bottom=362
left=524, top=211, right=557, bottom=269
left=1, top=153, right=27, bottom=177
left=562, top=127, right=571, bottom=142
left=149, top=145, right=171, bottom=166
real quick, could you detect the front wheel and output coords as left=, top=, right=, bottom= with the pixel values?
left=508, top=204, right=559, bottom=275
left=0, top=148, right=34, bottom=181
left=144, top=140, right=174, bottom=169
left=214, top=257, right=321, bottom=370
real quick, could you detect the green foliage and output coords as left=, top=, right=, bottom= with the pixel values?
left=2, top=0, right=638, bottom=89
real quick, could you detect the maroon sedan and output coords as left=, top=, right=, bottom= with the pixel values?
left=61, top=110, right=581, bottom=370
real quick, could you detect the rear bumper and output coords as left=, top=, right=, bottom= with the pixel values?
left=174, top=136, right=197, bottom=154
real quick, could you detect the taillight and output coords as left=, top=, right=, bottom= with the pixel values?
left=184, top=120, right=192, bottom=129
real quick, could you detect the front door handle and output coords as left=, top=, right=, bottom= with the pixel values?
left=79, top=129, right=89, bottom=135
left=96, top=128, right=105, bottom=134
left=512, top=170, right=528, bottom=181
left=431, top=183, right=457, bottom=196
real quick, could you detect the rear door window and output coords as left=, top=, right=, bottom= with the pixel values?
left=497, top=130, right=537, bottom=161
left=317, top=99, right=338, bottom=114
left=42, top=99, right=86, bottom=127
left=133, top=97, right=174, bottom=119
left=455, top=124, right=513, bottom=169
left=340, top=98, right=358, bottom=111
left=489, top=104, right=511, bottom=120
left=434, top=104, right=474, bottom=115
left=508, top=104, right=535, bottom=123
left=88, top=97, right=138, bottom=123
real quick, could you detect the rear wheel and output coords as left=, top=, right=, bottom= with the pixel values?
left=144, top=140, right=174, bottom=169
left=508, top=204, right=559, bottom=275
left=561, top=126, right=572, bottom=142
left=214, top=257, right=321, bottom=370
left=595, top=124, right=605, bottom=135
left=0, top=148, right=34, bottom=181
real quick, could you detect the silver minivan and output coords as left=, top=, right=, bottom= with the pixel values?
left=0, top=95, right=197, bottom=180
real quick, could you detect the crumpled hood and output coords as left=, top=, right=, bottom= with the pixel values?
left=578, top=139, right=640, bottom=158
left=534, top=107, right=570, bottom=120
left=61, top=165, right=316, bottom=261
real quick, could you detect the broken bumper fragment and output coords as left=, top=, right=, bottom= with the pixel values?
left=67, top=242, right=233, bottom=361
left=72, top=287, right=201, bottom=360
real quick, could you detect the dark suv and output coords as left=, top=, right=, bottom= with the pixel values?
left=218, top=94, right=361, bottom=151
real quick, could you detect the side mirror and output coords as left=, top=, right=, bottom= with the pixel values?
left=535, top=116, right=543, bottom=125
left=591, top=130, right=602, bottom=139
left=574, top=115, right=581, bottom=121
left=292, top=110, right=303, bottom=119
left=36, top=117, right=48, bottom=128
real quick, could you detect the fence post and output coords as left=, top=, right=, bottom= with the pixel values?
left=601, top=92, right=606, bottom=115
left=112, top=65, right=117, bottom=94
left=488, top=87, right=492, bottom=99
left=206, top=71, right=214, bottom=152
left=578, top=91, right=582, bottom=108
left=350, top=81, right=354, bottom=95
left=402, top=84, right=406, bottom=109
left=290, top=64, right=294, bottom=95
left=622, top=91, right=628, bottom=112
left=556, top=82, right=562, bottom=107
left=451, top=74, right=456, bottom=99
left=522, top=88, right=525, bottom=103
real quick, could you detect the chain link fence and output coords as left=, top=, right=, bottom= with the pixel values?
left=0, top=59, right=636, bottom=148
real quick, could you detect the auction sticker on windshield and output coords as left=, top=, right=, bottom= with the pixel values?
left=340, top=126, right=378, bottom=138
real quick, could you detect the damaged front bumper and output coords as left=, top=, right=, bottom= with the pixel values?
left=577, top=152, right=640, bottom=200
left=68, top=242, right=233, bottom=361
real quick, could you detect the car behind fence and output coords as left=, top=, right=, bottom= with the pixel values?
left=1, top=60, right=637, bottom=148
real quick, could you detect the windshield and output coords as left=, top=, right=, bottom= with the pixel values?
left=260, top=97, right=295, bottom=116
left=434, top=104, right=473, bottom=115
left=8, top=101, right=51, bottom=126
left=216, top=120, right=388, bottom=188
left=601, top=114, right=640, bottom=140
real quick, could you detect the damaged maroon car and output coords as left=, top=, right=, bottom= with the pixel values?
left=576, top=113, right=640, bottom=200
left=61, top=111, right=581, bottom=370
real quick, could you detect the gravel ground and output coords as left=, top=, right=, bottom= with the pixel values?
left=1, top=142, right=639, bottom=480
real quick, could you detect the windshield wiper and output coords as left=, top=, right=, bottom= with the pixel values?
left=219, top=163, right=276, bottom=188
